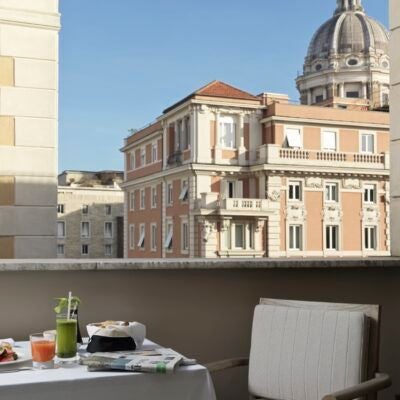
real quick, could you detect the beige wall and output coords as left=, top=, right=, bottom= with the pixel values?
left=0, top=262, right=400, bottom=400
left=342, top=192, right=362, bottom=251
left=0, top=0, right=60, bottom=258
left=390, top=0, right=400, bottom=256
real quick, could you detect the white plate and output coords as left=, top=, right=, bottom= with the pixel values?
left=0, top=351, right=31, bottom=367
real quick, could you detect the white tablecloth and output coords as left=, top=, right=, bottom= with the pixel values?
left=0, top=340, right=216, bottom=400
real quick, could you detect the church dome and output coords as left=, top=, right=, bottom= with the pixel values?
left=306, top=0, right=389, bottom=62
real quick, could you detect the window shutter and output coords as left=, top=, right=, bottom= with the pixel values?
left=286, top=128, right=302, bottom=148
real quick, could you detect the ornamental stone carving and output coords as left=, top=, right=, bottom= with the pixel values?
left=268, top=190, right=281, bottom=202
left=361, top=206, right=380, bottom=223
left=343, top=178, right=361, bottom=189
left=285, top=205, right=307, bottom=222
left=322, top=205, right=343, bottom=222
left=305, top=177, right=323, bottom=189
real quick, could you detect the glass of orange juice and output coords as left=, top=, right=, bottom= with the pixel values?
left=30, top=332, right=56, bottom=369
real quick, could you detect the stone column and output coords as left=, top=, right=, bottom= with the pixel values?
left=307, top=90, right=312, bottom=105
left=339, top=83, right=345, bottom=98
left=362, top=82, right=368, bottom=99
left=390, top=0, right=400, bottom=255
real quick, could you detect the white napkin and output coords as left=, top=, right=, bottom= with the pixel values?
left=0, top=338, right=15, bottom=345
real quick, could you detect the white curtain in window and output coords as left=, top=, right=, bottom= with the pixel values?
left=323, top=131, right=337, bottom=151
left=286, top=128, right=302, bottom=148
left=81, top=222, right=90, bottom=238
left=219, top=116, right=236, bottom=148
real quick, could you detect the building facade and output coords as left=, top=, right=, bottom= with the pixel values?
left=296, top=0, right=390, bottom=111
left=390, top=0, right=400, bottom=256
left=57, top=171, right=124, bottom=258
left=0, top=0, right=60, bottom=258
left=122, top=81, right=390, bottom=258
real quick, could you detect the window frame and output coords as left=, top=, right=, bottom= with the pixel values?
left=288, top=181, right=302, bottom=202
left=129, top=191, right=135, bottom=211
left=129, top=224, right=135, bottom=250
left=321, top=129, right=338, bottom=152
left=179, top=179, right=189, bottom=202
left=104, top=222, right=113, bottom=239
left=152, top=142, right=158, bottom=163
left=57, top=204, right=65, bottom=214
left=181, top=221, right=189, bottom=253
left=360, top=132, right=375, bottom=154
left=81, top=221, right=91, bottom=239
left=364, top=184, right=376, bottom=204
left=289, top=225, right=303, bottom=251
left=150, top=223, right=157, bottom=252
left=219, top=115, right=237, bottom=149
left=105, top=204, right=112, bottom=215
left=167, top=183, right=173, bottom=206
left=284, top=126, right=303, bottom=149
left=81, top=204, right=89, bottom=215
left=57, top=244, right=65, bottom=256
left=325, top=182, right=339, bottom=203
left=137, top=223, right=145, bottom=249
left=104, top=244, right=112, bottom=256
left=164, top=222, right=173, bottom=251
left=140, top=188, right=145, bottom=210
left=57, top=221, right=66, bottom=238
left=130, top=151, right=136, bottom=170
left=151, top=186, right=157, bottom=209
left=325, top=225, right=339, bottom=251
left=140, top=147, right=146, bottom=166
left=364, top=226, right=377, bottom=251
left=81, top=244, right=89, bottom=255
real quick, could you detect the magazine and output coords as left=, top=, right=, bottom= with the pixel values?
left=80, top=348, right=196, bottom=374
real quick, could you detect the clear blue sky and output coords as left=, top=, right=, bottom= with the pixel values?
left=58, top=0, right=388, bottom=172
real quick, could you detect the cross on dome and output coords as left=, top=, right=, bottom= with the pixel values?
left=335, top=0, right=364, bottom=14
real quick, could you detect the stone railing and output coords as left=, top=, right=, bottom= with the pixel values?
left=223, top=198, right=269, bottom=212
left=257, top=144, right=389, bottom=170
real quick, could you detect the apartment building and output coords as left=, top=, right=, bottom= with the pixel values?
left=57, top=171, right=124, bottom=258
left=0, top=0, right=60, bottom=258
left=390, top=0, right=400, bottom=256
left=121, top=81, right=390, bottom=258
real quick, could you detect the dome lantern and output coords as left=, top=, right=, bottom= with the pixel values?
left=335, top=0, right=364, bottom=14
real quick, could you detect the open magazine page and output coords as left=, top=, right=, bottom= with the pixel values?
left=80, top=348, right=192, bottom=374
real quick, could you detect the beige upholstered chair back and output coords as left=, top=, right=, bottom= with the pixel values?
left=248, top=299, right=380, bottom=400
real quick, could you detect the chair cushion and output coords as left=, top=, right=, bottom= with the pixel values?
left=248, top=304, right=369, bottom=400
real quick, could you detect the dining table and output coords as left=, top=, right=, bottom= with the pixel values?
left=0, top=339, right=217, bottom=400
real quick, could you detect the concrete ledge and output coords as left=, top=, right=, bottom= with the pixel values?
left=0, top=257, right=400, bottom=271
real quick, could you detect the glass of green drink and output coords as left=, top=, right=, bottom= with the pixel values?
left=56, top=313, right=78, bottom=364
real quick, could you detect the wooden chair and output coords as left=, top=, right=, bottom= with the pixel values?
left=206, top=298, right=391, bottom=400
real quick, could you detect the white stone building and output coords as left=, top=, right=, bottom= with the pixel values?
left=57, top=171, right=124, bottom=259
left=0, top=0, right=60, bottom=258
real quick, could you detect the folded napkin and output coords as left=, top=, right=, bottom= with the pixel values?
left=0, top=338, right=15, bottom=346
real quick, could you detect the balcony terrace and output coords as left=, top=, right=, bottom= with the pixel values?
left=1, top=258, right=399, bottom=400
left=256, top=144, right=390, bottom=171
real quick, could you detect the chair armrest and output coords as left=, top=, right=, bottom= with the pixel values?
left=322, top=373, right=391, bottom=400
left=204, top=357, right=249, bottom=373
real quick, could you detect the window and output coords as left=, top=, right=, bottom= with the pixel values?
left=151, top=187, right=157, bottom=208
left=382, top=92, right=389, bottom=106
left=129, top=191, right=135, bottom=211
left=167, top=183, right=173, bottom=205
left=104, top=222, right=113, bottom=238
left=219, top=116, right=236, bottom=148
left=105, top=244, right=112, bottom=256
left=81, top=244, right=89, bottom=255
left=57, top=244, right=65, bottom=255
left=82, top=204, right=89, bottom=215
left=364, top=184, right=376, bottom=203
left=129, top=224, right=135, bottom=250
left=235, top=224, right=245, bottom=249
left=288, top=181, right=302, bottom=201
left=346, top=91, right=359, bottom=98
left=57, top=221, right=65, bottom=238
left=285, top=127, right=302, bottom=148
left=325, top=183, right=339, bottom=202
left=364, top=226, right=377, bottom=250
left=315, top=95, right=324, bottom=103
left=182, top=222, right=189, bottom=252
left=140, top=189, right=145, bottom=209
left=247, top=224, right=254, bottom=249
left=164, top=223, right=173, bottom=250
left=176, top=120, right=183, bottom=150
left=105, top=204, right=112, bottom=215
left=137, top=224, right=145, bottom=249
left=130, top=152, right=135, bottom=170
left=361, top=133, right=374, bottom=153
left=289, top=225, right=302, bottom=250
left=322, top=131, right=337, bottom=152
left=140, top=147, right=146, bottom=166
left=81, top=222, right=90, bottom=238
left=152, top=143, right=157, bottom=162
left=179, top=180, right=189, bottom=201
left=326, top=225, right=339, bottom=250
left=226, top=180, right=243, bottom=199
left=57, top=204, right=65, bottom=214
left=151, top=224, right=157, bottom=251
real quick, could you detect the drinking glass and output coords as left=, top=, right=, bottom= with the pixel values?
left=30, top=332, right=56, bottom=369
left=56, top=313, right=78, bottom=365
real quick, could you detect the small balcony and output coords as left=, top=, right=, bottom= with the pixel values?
left=167, top=150, right=183, bottom=166
left=257, top=144, right=389, bottom=171
left=198, top=193, right=274, bottom=216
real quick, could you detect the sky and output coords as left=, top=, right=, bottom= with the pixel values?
left=58, top=0, right=388, bottom=173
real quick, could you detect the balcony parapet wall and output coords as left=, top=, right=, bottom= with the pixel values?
left=0, top=258, right=399, bottom=271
